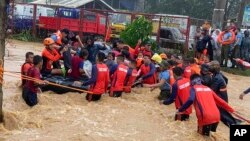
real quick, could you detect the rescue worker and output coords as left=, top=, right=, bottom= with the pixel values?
left=208, top=61, right=241, bottom=126
left=138, top=54, right=157, bottom=85
left=161, top=67, right=192, bottom=121
left=124, top=60, right=138, bottom=93
left=134, top=39, right=153, bottom=58
left=177, top=74, right=235, bottom=136
left=82, top=52, right=109, bottom=102
left=143, top=60, right=171, bottom=100
left=51, top=28, right=70, bottom=45
left=190, top=58, right=201, bottom=75
left=22, top=55, right=48, bottom=106
left=41, top=38, right=65, bottom=76
left=21, top=52, right=34, bottom=86
left=182, top=58, right=192, bottom=80
left=109, top=55, right=129, bottom=97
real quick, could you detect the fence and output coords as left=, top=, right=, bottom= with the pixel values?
left=7, top=3, right=212, bottom=53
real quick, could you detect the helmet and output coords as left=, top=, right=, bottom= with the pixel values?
left=160, top=53, right=167, bottom=59
left=43, top=38, right=55, bottom=46
left=151, top=53, right=162, bottom=64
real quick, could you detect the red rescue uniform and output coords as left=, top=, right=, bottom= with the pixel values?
left=139, top=64, right=157, bottom=84
left=89, top=64, right=109, bottom=95
left=124, top=68, right=138, bottom=93
left=21, top=62, right=33, bottom=86
left=110, top=64, right=128, bottom=95
left=175, top=78, right=192, bottom=115
left=193, top=85, right=234, bottom=126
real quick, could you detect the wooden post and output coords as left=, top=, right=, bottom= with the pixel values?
left=0, top=0, right=7, bottom=123
left=32, top=4, right=37, bottom=37
left=156, top=16, right=162, bottom=44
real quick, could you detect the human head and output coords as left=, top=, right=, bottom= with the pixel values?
left=96, top=52, right=106, bottom=63
left=200, top=64, right=210, bottom=75
left=160, top=53, right=167, bottom=60
left=117, top=40, right=125, bottom=50
left=203, top=55, right=210, bottom=63
left=33, top=55, right=43, bottom=70
left=129, top=60, right=137, bottom=69
left=79, top=49, right=89, bottom=60
left=143, top=55, right=151, bottom=65
left=43, top=38, right=55, bottom=50
left=167, top=60, right=177, bottom=68
left=159, top=60, right=170, bottom=71
left=173, top=67, right=184, bottom=78
left=85, top=36, right=94, bottom=46
left=108, top=52, right=115, bottom=61
left=236, top=28, right=241, bottom=33
left=215, top=29, right=220, bottom=35
left=122, top=46, right=129, bottom=52
left=116, top=55, right=125, bottom=64
left=138, top=52, right=143, bottom=58
left=25, top=52, right=34, bottom=63
left=144, top=41, right=151, bottom=51
left=244, top=30, right=250, bottom=37
left=208, top=61, right=220, bottom=74
left=61, top=28, right=69, bottom=38
left=190, top=74, right=202, bottom=86
left=121, top=50, right=130, bottom=59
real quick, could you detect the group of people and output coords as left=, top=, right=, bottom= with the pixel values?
left=20, top=28, right=246, bottom=137
left=195, top=22, right=250, bottom=69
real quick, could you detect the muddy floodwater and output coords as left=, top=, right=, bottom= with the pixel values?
left=0, top=40, right=250, bottom=141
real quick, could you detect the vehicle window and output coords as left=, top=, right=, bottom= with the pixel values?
left=84, top=13, right=96, bottom=21
left=46, top=9, right=54, bottom=17
left=100, top=17, right=106, bottom=25
left=62, top=11, right=72, bottom=17
left=160, top=29, right=172, bottom=39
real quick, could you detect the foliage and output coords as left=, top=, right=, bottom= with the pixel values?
left=145, top=0, right=240, bottom=21
left=10, top=30, right=40, bottom=42
left=120, top=16, right=153, bottom=48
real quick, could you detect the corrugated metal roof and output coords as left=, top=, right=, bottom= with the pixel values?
left=31, top=0, right=94, bottom=8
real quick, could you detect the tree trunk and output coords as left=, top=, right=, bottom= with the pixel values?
left=0, top=0, right=7, bottom=123
left=212, top=0, right=227, bottom=29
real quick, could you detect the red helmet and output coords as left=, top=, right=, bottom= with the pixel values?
left=43, top=38, right=55, bottom=46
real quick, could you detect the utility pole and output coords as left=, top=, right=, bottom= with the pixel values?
left=238, top=0, right=250, bottom=27
left=0, top=0, right=7, bottom=122
left=212, top=0, right=227, bottom=29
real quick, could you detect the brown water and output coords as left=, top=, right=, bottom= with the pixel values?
left=0, top=39, right=250, bottom=141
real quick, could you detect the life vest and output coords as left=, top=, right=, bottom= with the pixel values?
left=169, top=68, right=175, bottom=86
left=124, top=68, right=138, bottom=93
left=190, top=64, right=201, bottom=75
left=183, top=66, right=192, bottom=80
left=140, top=64, right=156, bottom=84
left=175, top=78, right=192, bottom=115
left=89, top=64, right=109, bottom=95
left=53, top=30, right=63, bottom=45
left=193, top=85, right=220, bottom=126
left=217, top=30, right=236, bottom=45
left=136, top=58, right=143, bottom=68
left=21, top=62, right=33, bottom=86
left=42, top=48, right=61, bottom=71
left=110, top=64, right=128, bottom=95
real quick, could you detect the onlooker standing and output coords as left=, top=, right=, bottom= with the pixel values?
left=220, top=26, right=233, bottom=67
left=241, top=30, right=250, bottom=62
left=231, top=28, right=242, bottom=68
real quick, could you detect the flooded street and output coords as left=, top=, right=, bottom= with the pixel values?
left=0, top=40, right=249, bottom=141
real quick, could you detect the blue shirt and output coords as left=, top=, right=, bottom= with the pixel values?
left=223, top=32, right=232, bottom=41
left=159, top=70, right=171, bottom=91
left=236, top=33, right=243, bottom=46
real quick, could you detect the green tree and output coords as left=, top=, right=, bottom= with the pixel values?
left=120, top=16, right=153, bottom=48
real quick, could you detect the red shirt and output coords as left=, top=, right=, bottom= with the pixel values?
left=68, top=56, right=83, bottom=80
left=25, top=67, right=41, bottom=93
left=90, top=64, right=109, bottom=94
left=124, top=68, right=138, bottom=93
left=111, top=64, right=128, bottom=92
left=21, top=62, right=33, bottom=85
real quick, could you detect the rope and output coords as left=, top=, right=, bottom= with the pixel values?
left=0, top=59, right=3, bottom=84
left=233, top=112, right=250, bottom=124
left=4, top=72, right=93, bottom=94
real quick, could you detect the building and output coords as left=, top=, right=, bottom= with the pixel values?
left=103, top=0, right=145, bottom=11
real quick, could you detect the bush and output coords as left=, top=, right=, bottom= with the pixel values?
left=120, top=16, right=153, bottom=48
left=10, top=30, right=40, bottom=42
